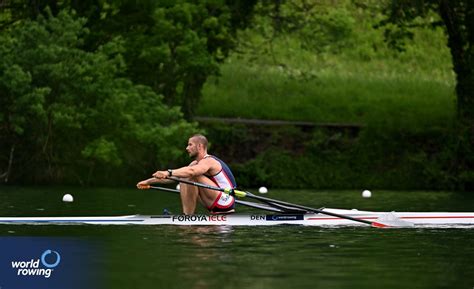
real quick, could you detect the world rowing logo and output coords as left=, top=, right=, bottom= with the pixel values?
left=41, top=250, right=61, bottom=268
left=11, top=249, right=61, bottom=278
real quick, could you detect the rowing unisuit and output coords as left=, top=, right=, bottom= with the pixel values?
left=203, top=154, right=237, bottom=189
left=203, top=154, right=237, bottom=213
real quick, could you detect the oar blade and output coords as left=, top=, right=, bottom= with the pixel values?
left=371, top=222, right=392, bottom=228
left=372, top=212, right=415, bottom=228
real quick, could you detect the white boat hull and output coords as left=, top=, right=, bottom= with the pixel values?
left=0, top=209, right=473, bottom=227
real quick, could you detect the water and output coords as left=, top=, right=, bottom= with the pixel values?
left=0, top=186, right=473, bottom=289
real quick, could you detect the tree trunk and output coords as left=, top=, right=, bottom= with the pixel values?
left=182, top=73, right=206, bottom=120
left=0, top=145, right=15, bottom=183
left=439, top=0, right=474, bottom=122
left=439, top=0, right=474, bottom=189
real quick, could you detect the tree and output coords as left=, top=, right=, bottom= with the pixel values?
left=96, top=0, right=255, bottom=119
left=1, top=0, right=259, bottom=119
left=0, top=9, right=196, bottom=184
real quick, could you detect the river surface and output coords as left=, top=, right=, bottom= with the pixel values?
left=0, top=186, right=473, bottom=289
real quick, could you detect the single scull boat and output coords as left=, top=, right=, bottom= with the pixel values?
left=0, top=209, right=473, bottom=227
left=2, top=180, right=473, bottom=228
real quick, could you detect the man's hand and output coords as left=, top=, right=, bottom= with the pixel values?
left=152, top=170, right=168, bottom=179
left=136, top=181, right=150, bottom=189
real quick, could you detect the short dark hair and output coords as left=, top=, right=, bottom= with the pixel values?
left=190, top=134, right=208, bottom=149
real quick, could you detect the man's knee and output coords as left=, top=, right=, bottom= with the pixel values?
left=180, top=183, right=197, bottom=194
left=194, top=175, right=214, bottom=185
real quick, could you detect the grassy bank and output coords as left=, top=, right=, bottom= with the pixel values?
left=201, top=61, right=455, bottom=132
left=199, top=5, right=455, bottom=132
left=200, top=38, right=455, bottom=130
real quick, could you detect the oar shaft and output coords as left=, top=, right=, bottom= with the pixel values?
left=244, top=193, right=373, bottom=226
left=149, top=185, right=285, bottom=213
left=167, top=176, right=374, bottom=226
left=167, top=176, right=229, bottom=193
left=166, top=177, right=306, bottom=213
left=150, top=186, right=181, bottom=194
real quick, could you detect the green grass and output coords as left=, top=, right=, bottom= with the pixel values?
left=200, top=60, right=456, bottom=131
left=198, top=18, right=456, bottom=133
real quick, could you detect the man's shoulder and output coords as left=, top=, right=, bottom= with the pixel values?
left=204, top=155, right=222, bottom=163
left=189, top=158, right=215, bottom=166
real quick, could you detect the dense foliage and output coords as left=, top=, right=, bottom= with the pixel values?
left=0, top=10, right=195, bottom=184
left=0, top=0, right=473, bottom=190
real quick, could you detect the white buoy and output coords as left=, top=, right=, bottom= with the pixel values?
left=62, top=194, right=74, bottom=202
left=258, top=186, right=268, bottom=194
left=176, top=184, right=180, bottom=191
left=362, top=190, right=372, bottom=198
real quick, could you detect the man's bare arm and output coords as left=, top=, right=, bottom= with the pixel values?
left=136, top=177, right=173, bottom=189
left=153, top=159, right=214, bottom=179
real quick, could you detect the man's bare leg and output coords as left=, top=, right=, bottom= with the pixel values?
left=193, top=176, right=223, bottom=208
left=179, top=176, right=226, bottom=213
left=180, top=183, right=199, bottom=214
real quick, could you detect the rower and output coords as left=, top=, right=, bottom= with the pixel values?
left=137, top=134, right=237, bottom=215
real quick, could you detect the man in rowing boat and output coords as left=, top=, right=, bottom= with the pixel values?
left=136, top=134, right=237, bottom=215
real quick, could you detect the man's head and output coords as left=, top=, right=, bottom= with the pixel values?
left=186, top=134, right=208, bottom=159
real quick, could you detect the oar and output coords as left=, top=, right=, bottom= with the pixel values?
left=145, top=185, right=287, bottom=213
left=150, top=182, right=306, bottom=213
left=167, top=177, right=392, bottom=228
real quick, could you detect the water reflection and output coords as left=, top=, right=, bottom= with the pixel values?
left=175, top=225, right=235, bottom=247
left=172, top=226, right=235, bottom=289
